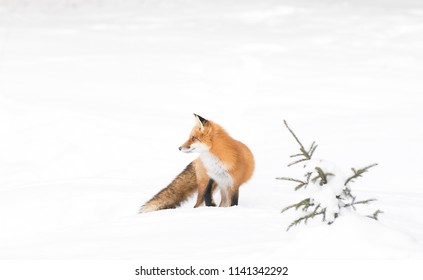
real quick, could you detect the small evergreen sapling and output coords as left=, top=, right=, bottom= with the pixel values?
left=278, top=121, right=382, bottom=231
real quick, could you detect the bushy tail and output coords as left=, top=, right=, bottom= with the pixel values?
left=139, top=162, right=197, bottom=213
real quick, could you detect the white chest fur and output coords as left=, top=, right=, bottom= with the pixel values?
left=200, top=152, right=233, bottom=189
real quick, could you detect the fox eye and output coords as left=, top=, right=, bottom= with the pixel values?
left=191, top=136, right=199, bottom=141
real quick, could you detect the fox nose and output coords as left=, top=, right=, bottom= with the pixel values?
left=178, top=146, right=182, bottom=151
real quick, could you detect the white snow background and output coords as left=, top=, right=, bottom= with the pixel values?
left=0, top=0, right=423, bottom=260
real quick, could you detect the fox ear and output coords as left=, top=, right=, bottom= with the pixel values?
left=193, top=114, right=208, bottom=129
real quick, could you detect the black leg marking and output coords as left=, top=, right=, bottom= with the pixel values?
left=204, top=179, right=216, bottom=207
left=231, top=190, right=239, bottom=206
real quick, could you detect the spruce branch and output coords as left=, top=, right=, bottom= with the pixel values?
left=343, top=188, right=354, bottom=199
left=344, top=198, right=377, bottom=208
left=295, top=198, right=313, bottom=211
left=284, top=120, right=317, bottom=166
left=308, top=141, right=318, bottom=158
left=290, top=153, right=305, bottom=158
left=284, top=120, right=307, bottom=155
left=281, top=198, right=312, bottom=214
left=276, top=177, right=308, bottom=191
left=304, top=172, right=312, bottom=182
left=294, top=183, right=307, bottom=191
left=367, top=210, right=384, bottom=220
left=345, top=163, right=378, bottom=186
left=275, top=177, right=305, bottom=184
left=288, top=158, right=308, bottom=167
left=312, top=167, right=334, bottom=186
left=281, top=203, right=298, bottom=214
left=286, top=208, right=324, bottom=231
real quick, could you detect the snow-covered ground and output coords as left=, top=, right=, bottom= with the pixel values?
left=0, top=0, right=423, bottom=260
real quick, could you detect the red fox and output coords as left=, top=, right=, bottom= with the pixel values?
left=139, top=114, right=254, bottom=213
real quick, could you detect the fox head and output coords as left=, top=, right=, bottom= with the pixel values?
left=179, top=114, right=212, bottom=153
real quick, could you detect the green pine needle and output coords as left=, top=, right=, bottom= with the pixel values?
left=345, top=163, right=378, bottom=186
